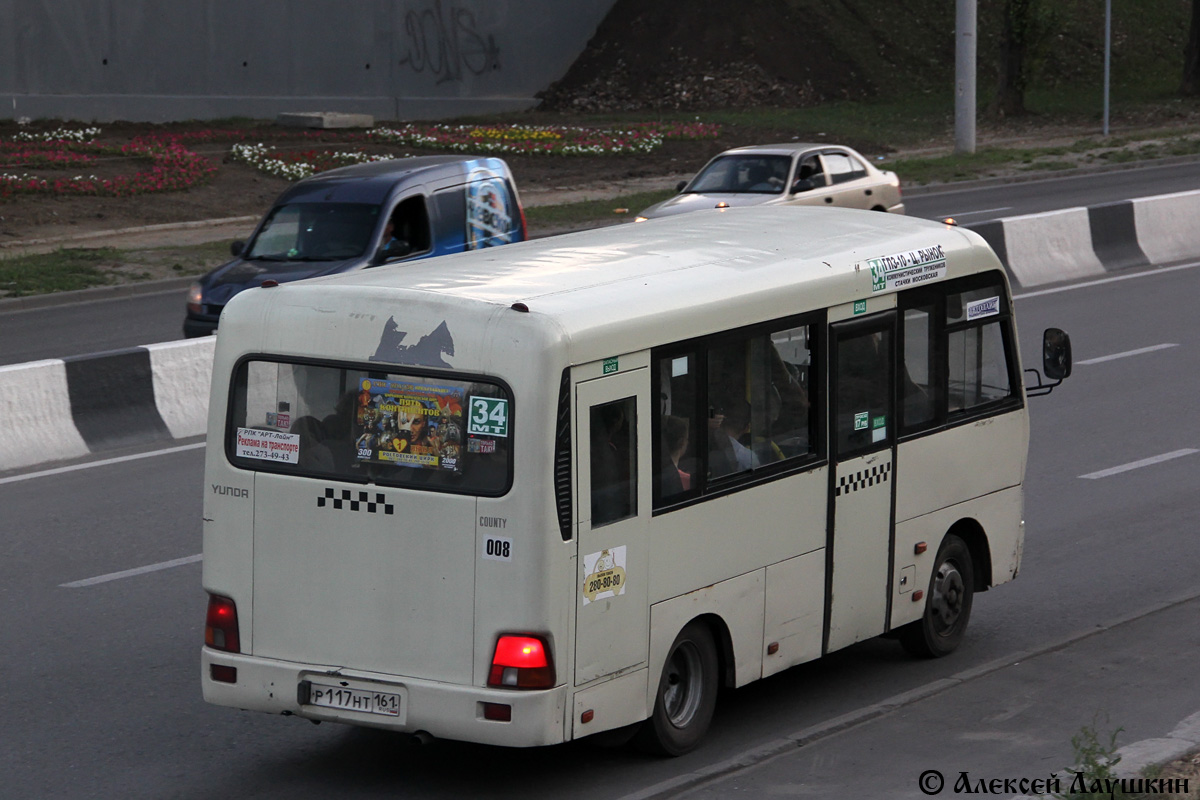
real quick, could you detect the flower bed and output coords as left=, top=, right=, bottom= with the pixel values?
left=1, top=127, right=217, bottom=199
left=2, top=121, right=722, bottom=191
left=366, top=121, right=720, bottom=157
left=230, top=143, right=401, bottom=181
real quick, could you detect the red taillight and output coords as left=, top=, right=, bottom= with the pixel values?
left=205, top=594, right=241, bottom=653
left=487, top=634, right=554, bottom=689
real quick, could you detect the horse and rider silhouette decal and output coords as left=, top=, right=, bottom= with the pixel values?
left=370, top=316, right=456, bottom=368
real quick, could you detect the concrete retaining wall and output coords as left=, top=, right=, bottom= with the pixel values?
left=0, top=0, right=617, bottom=122
left=5, top=187, right=1200, bottom=473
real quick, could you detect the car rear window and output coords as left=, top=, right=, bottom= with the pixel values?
left=227, top=358, right=512, bottom=496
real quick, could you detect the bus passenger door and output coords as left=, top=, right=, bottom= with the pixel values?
left=826, top=313, right=897, bottom=653
left=574, top=370, right=650, bottom=686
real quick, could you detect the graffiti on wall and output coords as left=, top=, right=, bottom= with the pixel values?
left=398, top=1, right=501, bottom=84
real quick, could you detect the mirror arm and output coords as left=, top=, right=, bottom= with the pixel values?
left=1023, top=368, right=1062, bottom=398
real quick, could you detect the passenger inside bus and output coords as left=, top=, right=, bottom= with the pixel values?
left=709, top=399, right=759, bottom=478
left=660, top=415, right=692, bottom=499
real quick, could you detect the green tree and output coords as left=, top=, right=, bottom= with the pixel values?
left=1183, top=0, right=1200, bottom=94
left=989, top=0, right=1056, bottom=117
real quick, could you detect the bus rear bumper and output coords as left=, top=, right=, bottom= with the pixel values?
left=201, top=648, right=568, bottom=747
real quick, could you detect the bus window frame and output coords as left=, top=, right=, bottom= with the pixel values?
left=650, top=310, right=827, bottom=515
left=223, top=353, right=516, bottom=498
left=897, top=270, right=1024, bottom=441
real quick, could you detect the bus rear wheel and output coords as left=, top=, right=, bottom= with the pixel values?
left=900, top=534, right=974, bottom=658
left=634, top=621, right=718, bottom=756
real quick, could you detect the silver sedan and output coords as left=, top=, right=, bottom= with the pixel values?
left=636, top=143, right=904, bottom=220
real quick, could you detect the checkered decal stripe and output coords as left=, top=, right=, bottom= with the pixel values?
left=317, top=488, right=394, bottom=515
left=836, top=463, right=892, bottom=496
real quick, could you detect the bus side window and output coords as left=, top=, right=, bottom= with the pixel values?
left=657, top=353, right=698, bottom=506
left=948, top=321, right=1011, bottom=411
left=707, top=340, right=753, bottom=479
left=946, top=284, right=1014, bottom=413
left=590, top=397, right=637, bottom=527
left=766, top=324, right=813, bottom=459
left=835, top=329, right=893, bottom=454
left=901, top=304, right=937, bottom=430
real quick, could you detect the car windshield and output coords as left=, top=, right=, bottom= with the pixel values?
left=246, top=202, right=381, bottom=262
left=686, top=155, right=792, bottom=195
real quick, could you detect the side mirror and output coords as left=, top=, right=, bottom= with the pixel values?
left=791, top=179, right=816, bottom=194
left=1025, top=327, right=1072, bottom=397
left=1042, top=328, right=1072, bottom=381
left=230, top=240, right=245, bottom=257
left=676, top=180, right=688, bottom=193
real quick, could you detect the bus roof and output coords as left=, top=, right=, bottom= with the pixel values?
left=226, top=206, right=1001, bottom=365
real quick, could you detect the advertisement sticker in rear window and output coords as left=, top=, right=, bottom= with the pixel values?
left=354, top=378, right=464, bottom=472
left=236, top=428, right=301, bottom=464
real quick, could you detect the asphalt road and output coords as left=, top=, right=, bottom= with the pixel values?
left=3, top=159, right=1200, bottom=366
left=2, top=258, right=1197, bottom=798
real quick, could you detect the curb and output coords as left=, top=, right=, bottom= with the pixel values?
left=0, top=275, right=195, bottom=312
left=0, top=215, right=258, bottom=253
left=898, top=152, right=1200, bottom=198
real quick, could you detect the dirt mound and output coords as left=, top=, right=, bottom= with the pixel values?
left=537, top=0, right=948, bottom=112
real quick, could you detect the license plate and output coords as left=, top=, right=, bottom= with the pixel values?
left=304, top=681, right=403, bottom=718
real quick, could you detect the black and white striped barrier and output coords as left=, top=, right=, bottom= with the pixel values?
left=0, top=339, right=214, bottom=472
left=966, top=188, right=1200, bottom=289
left=4, top=188, right=1200, bottom=473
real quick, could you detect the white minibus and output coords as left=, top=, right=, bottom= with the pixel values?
left=201, top=205, right=1070, bottom=755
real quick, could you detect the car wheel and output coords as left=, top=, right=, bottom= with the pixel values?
left=899, top=534, right=974, bottom=658
left=634, top=621, right=719, bottom=756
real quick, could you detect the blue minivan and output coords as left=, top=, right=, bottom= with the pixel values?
left=184, top=155, right=526, bottom=337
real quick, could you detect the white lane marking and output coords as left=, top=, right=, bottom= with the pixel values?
left=1080, top=449, right=1199, bottom=480
left=1013, top=259, right=1200, bottom=300
left=1077, top=343, right=1179, bottom=365
left=938, top=206, right=1012, bottom=219
left=61, top=553, right=202, bottom=588
left=0, top=442, right=205, bottom=486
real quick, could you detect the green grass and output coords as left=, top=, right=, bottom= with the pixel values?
left=0, top=248, right=121, bottom=296
left=0, top=240, right=233, bottom=298
left=526, top=188, right=678, bottom=230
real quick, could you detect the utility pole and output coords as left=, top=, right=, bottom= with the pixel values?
left=955, top=0, right=977, bottom=154
left=1103, top=0, right=1112, bottom=137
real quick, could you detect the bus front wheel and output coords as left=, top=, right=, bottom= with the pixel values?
left=900, top=534, right=975, bottom=658
left=635, top=621, right=718, bottom=756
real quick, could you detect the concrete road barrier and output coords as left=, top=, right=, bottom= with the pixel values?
left=965, top=188, right=1200, bottom=289
left=0, top=338, right=214, bottom=473
left=5, top=187, right=1200, bottom=473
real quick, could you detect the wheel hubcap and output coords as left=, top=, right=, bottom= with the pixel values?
left=663, top=641, right=703, bottom=727
left=930, top=561, right=964, bottom=633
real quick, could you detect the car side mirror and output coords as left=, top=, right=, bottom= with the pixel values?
left=1042, top=328, right=1072, bottom=381
left=230, top=240, right=245, bottom=257
left=791, top=179, right=816, bottom=193
left=676, top=180, right=688, bottom=193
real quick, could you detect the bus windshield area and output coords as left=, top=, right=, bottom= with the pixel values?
left=246, top=202, right=381, bottom=262
left=227, top=359, right=512, bottom=495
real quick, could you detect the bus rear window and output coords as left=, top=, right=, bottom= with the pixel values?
left=227, top=359, right=512, bottom=496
